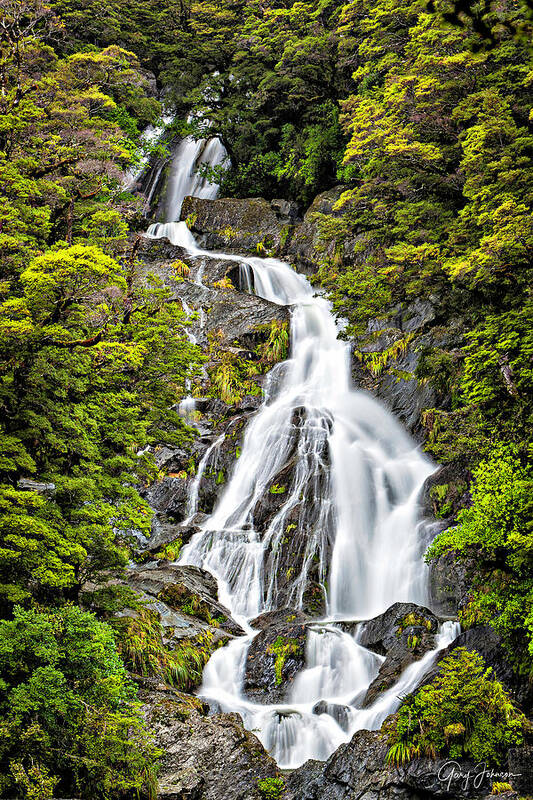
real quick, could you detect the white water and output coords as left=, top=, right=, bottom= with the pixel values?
left=144, top=153, right=458, bottom=768
left=164, top=136, right=227, bottom=221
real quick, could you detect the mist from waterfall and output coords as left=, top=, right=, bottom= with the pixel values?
left=144, top=146, right=458, bottom=768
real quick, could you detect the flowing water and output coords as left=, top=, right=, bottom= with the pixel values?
left=144, top=147, right=458, bottom=769
left=164, top=136, right=227, bottom=222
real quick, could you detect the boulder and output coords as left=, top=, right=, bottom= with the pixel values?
left=359, top=603, right=439, bottom=655
left=181, top=196, right=290, bottom=254
left=245, top=609, right=308, bottom=703
left=127, top=563, right=245, bottom=639
left=286, top=727, right=494, bottom=800
left=312, top=701, right=351, bottom=732
left=141, top=686, right=281, bottom=800
left=359, top=603, right=439, bottom=707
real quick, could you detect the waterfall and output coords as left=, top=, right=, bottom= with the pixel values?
left=143, top=143, right=458, bottom=768
left=164, top=135, right=227, bottom=221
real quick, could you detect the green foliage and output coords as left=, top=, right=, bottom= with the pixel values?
left=257, top=776, right=285, bottom=800
left=385, top=648, right=526, bottom=766
left=113, top=607, right=215, bottom=691
left=0, top=243, right=202, bottom=610
left=426, top=448, right=533, bottom=673
left=491, top=782, right=514, bottom=795
left=257, top=321, right=290, bottom=366
left=0, top=605, right=158, bottom=799
left=266, top=636, right=301, bottom=686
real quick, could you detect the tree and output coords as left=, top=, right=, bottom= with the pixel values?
left=0, top=605, right=158, bottom=799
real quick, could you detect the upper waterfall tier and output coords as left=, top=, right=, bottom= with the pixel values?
left=165, top=137, right=227, bottom=222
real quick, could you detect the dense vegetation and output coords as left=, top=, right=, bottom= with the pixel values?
left=0, top=0, right=532, bottom=794
left=386, top=648, right=527, bottom=766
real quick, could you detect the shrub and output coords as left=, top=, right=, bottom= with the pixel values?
left=0, top=605, right=158, bottom=799
left=426, top=447, right=533, bottom=673
left=385, top=648, right=526, bottom=767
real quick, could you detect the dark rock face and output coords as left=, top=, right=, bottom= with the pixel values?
left=359, top=603, right=439, bottom=707
left=141, top=686, right=281, bottom=800
left=428, top=549, right=474, bottom=617
left=421, top=462, right=471, bottom=522
left=136, top=234, right=289, bottom=350
left=507, top=745, right=533, bottom=796
left=144, top=476, right=191, bottom=523
left=244, top=609, right=308, bottom=703
left=286, top=728, right=494, bottom=800
left=286, top=187, right=345, bottom=273
left=181, top=195, right=291, bottom=253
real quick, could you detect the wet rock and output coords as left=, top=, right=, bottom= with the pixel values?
left=143, top=515, right=207, bottom=556
left=205, top=289, right=289, bottom=348
left=360, top=603, right=439, bottom=707
left=245, top=609, right=308, bottom=703
left=144, top=476, right=190, bottom=521
left=136, top=234, right=289, bottom=350
left=181, top=196, right=289, bottom=253
left=127, top=563, right=244, bottom=638
left=360, top=603, right=439, bottom=655
left=286, top=727, right=493, bottom=800
left=312, top=701, right=351, bottom=732
left=248, top=406, right=333, bottom=609
left=141, top=686, right=281, bottom=800
left=428, top=549, right=474, bottom=617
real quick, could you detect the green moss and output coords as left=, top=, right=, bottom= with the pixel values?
left=159, top=584, right=212, bottom=624
left=257, top=776, right=285, bottom=799
left=154, top=538, right=183, bottom=561
left=266, top=636, right=301, bottom=685
left=397, top=612, right=432, bottom=633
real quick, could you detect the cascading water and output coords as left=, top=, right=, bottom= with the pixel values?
left=144, top=146, right=458, bottom=769
left=164, top=135, right=227, bottom=222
